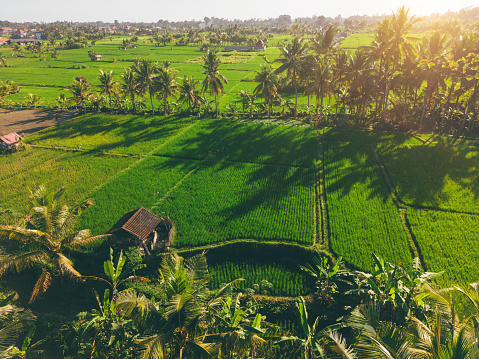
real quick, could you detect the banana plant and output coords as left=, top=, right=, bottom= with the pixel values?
left=82, top=248, right=150, bottom=301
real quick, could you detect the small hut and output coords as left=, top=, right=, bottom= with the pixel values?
left=107, top=206, right=173, bottom=255
left=0, top=132, right=21, bottom=151
left=75, top=76, right=89, bottom=84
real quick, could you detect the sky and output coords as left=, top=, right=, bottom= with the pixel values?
left=2, top=0, right=478, bottom=23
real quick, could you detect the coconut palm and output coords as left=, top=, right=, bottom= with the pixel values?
left=178, top=75, right=202, bottom=114
left=311, top=25, right=340, bottom=56
left=0, top=185, right=104, bottom=303
left=201, top=50, right=228, bottom=117
left=98, top=69, right=120, bottom=113
left=253, top=64, right=280, bottom=117
left=376, top=6, right=420, bottom=114
left=154, top=66, right=177, bottom=116
left=116, top=252, right=239, bottom=359
left=275, top=36, right=310, bottom=119
left=0, top=301, right=36, bottom=357
left=276, top=296, right=355, bottom=359
left=120, top=68, right=142, bottom=113
left=67, top=78, right=91, bottom=113
left=133, top=58, right=159, bottom=114
left=308, top=55, right=333, bottom=116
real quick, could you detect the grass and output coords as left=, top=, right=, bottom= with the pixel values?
left=380, top=142, right=479, bottom=213
left=324, top=141, right=412, bottom=270
left=0, top=150, right=136, bottom=213
left=77, top=156, right=198, bottom=236
left=26, top=113, right=197, bottom=155
left=154, top=160, right=315, bottom=247
left=210, top=260, right=313, bottom=297
left=407, top=208, right=479, bottom=286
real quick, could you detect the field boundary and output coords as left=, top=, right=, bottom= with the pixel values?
left=372, top=145, right=428, bottom=270
left=74, top=121, right=201, bottom=205
left=319, top=130, right=331, bottom=251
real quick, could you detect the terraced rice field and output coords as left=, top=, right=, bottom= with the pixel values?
left=3, top=112, right=479, bottom=294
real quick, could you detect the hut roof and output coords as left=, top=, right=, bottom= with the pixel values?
left=108, top=206, right=163, bottom=242
left=75, top=76, right=89, bottom=84
left=0, top=132, right=21, bottom=145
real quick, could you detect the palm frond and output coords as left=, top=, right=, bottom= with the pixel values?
left=138, top=334, right=165, bottom=359
left=28, top=269, right=52, bottom=304
left=0, top=251, right=47, bottom=276
left=56, top=253, right=81, bottom=278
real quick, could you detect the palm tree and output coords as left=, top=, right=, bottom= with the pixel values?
left=253, top=64, right=280, bottom=117
left=120, top=68, right=142, bottom=113
left=0, top=53, right=6, bottom=68
left=98, top=69, right=119, bottom=113
left=178, top=75, right=202, bottom=114
left=0, top=185, right=104, bottom=303
left=417, top=30, right=451, bottom=128
left=308, top=55, right=333, bottom=116
left=276, top=296, right=355, bottom=359
left=201, top=49, right=228, bottom=117
left=133, top=58, right=159, bottom=114
left=311, top=25, right=340, bottom=56
left=0, top=301, right=36, bottom=356
left=275, top=36, right=310, bottom=119
left=116, top=252, right=239, bottom=359
left=154, top=66, right=177, bottom=116
left=67, top=78, right=91, bottom=113
left=377, top=6, right=420, bottom=115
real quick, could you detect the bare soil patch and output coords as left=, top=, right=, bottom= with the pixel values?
left=0, top=109, right=77, bottom=136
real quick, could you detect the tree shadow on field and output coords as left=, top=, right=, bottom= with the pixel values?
left=379, top=142, right=479, bottom=210
left=322, top=128, right=416, bottom=204
left=28, top=113, right=195, bottom=155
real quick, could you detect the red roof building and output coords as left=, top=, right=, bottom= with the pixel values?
left=108, top=206, right=173, bottom=255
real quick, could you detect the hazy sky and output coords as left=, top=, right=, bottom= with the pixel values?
left=2, top=0, right=478, bottom=23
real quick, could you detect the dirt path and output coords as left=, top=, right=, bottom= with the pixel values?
left=0, top=109, right=77, bottom=136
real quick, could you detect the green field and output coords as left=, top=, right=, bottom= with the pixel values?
left=2, top=112, right=479, bottom=294
left=324, top=141, right=412, bottom=270
left=407, top=208, right=479, bottom=285
left=381, top=142, right=479, bottom=213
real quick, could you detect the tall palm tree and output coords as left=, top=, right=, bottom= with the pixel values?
left=311, top=25, right=340, bottom=56
left=154, top=66, right=177, bottom=116
left=0, top=185, right=103, bottom=303
left=417, top=30, right=451, bottom=128
left=253, top=64, right=280, bottom=117
left=67, top=78, right=91, bottom=113
left=98, top=69, right=119, bottom=113
left=275, top=36, right=310, bottom=119
left=133, top=58, right=159, bottom=114
left=375, top=7, right=420, bottom=114
left=178, top=75, right=202, bottom=114
left=308, top=55, right=333, bottom=116
left=201, top=50, right=228, bottom=117
left=120, top=67, right=142, bottom=113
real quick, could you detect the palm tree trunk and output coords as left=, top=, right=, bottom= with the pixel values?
left=294, top=79, right=298, bottom=120
left=109, top=93, right=112, bottom=113
left=419, top=90, right=428, bottom=129
left=164, top=95, right=168, bottom=116
left=132, top=94, right=137, bottom=113
left=215, top=95, right=218, bottom=117
left=150, top=89, right=155, bottom=114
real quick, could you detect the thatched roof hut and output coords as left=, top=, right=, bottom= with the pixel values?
left=108, top=206, right=173, bottom=255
